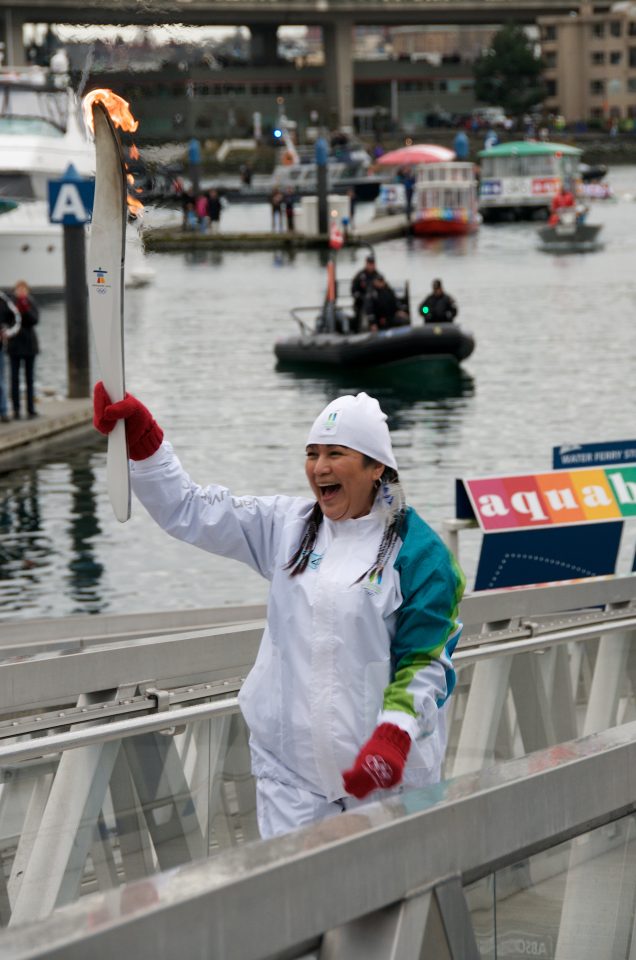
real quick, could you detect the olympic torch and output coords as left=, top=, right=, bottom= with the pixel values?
left=83, top=90, right=140, bottom=523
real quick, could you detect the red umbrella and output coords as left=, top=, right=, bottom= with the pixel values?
left=377, top=144, right=455, bottom=166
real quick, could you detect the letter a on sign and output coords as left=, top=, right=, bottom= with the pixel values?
left=50, top=184, right=88, bottom=224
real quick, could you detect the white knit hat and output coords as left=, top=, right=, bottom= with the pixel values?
left=306, top=393, right=398, bottom=471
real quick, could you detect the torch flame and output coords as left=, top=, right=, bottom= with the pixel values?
left=127, top=196, right=144, bottom=216
left=82, top=88, right=139, bottom=134
left=82, top=88, right=144, bottom=219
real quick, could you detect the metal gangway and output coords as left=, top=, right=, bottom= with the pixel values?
left=2, top=574, right=636, bottom=957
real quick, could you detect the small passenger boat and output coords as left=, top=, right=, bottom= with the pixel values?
left=411, top=161, right=480, bottom=236
left=537, top=221, right=603, bottom=253
left=479, top=141, right=582, bottom=222
left=537, top=210, right=603, bottom=253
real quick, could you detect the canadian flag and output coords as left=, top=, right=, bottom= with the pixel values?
left=329, top=218, right=344, bottom=250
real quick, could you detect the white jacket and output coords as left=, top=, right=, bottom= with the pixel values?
left=131, top=442, right=465, bottom=802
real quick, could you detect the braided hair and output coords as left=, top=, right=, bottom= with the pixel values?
left=286, top=461, right=406, bottom=580
left=355, top=466, right=406, bottom=585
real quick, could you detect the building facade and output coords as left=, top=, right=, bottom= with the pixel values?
left=539, top=2, right=636, bottom=122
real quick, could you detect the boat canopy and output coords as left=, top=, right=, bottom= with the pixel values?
left=478, top=140, right=582, bottom=159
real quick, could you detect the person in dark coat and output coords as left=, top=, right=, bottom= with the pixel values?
left=207, top=189, right=222, bottom=233
left=350, top=255, right=379, bottom=331
left=6, top=281, right=39, bottom=419
left=418, top=279, right=458, bottom=324
left=365, top=275, right=409, bottom=331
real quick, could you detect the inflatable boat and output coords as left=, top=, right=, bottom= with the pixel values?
left=274, top=321, right=475, bottom=370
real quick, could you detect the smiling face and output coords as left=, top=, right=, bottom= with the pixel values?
left=305, top=444, right=384, bottom=521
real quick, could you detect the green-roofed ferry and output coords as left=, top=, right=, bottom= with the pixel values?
left=478, top=140, right=582, bottom=222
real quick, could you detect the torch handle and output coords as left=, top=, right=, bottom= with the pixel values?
left=107, top=422, right=130, bottom=523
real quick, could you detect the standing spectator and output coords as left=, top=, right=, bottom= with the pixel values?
left=284, top=187, right=296, bottom=232
left=183, top=201, right=198, bottom=232
left=207, top=189, right=222, bottom=233
left=484, top=127, right=499, bottom=150
left=195, top=193, right=209, bottom=232
left=270, top=187, right=284, bottom=232
left=453, top=129, right=470, bottom=161
left=398, top=166, right=416, bottom=221
left=0, top=292, right=20, bottom=423
left=346, top=187, right=357, bottom=227
left=6, top=281, right=39, bottom=419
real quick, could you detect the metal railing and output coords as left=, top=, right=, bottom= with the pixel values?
left=1, top=574, right=636, bottom=936
left=2, top=719, right=636, bottom=959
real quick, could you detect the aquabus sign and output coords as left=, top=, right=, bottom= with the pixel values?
left=463, top=464, right=636, bottom=533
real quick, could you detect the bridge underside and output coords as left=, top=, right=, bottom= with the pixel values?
left=0, top=0, right=609, bottom=125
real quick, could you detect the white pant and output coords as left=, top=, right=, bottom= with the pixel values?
left=255, top=777, right=400, bottom=839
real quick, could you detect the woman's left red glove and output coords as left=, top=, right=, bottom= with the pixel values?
left=93, top=381, right=164, bottom=460
left=342, top=723, right=411, bottom=800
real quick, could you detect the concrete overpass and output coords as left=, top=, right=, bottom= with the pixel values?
left=1, top=0, right=604, bottom=128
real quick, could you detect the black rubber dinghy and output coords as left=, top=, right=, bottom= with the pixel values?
left=274, top=323, right=475, bottom=370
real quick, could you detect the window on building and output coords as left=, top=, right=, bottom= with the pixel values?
left=629, top=21, right=636, bottom=35
left=438, top=80, right=447, bottom=91
left=590, top=107, right=604, bottom=118
left=590, top=79, right=605, bottom=94
left=592, top=51, right=605, bottom=64
left=609, top=105, right=621, bottom=117
left=546, top=79, right=558, bottom=96
left=630, top=47, right=636, bottom=66
left=543, top=25, right=557, bottom=40
left=544, top=50, right=557, bottom=67
left=591, top=23, right=605, bottom=37
left=628, top=76, right=636, bottom=91
left=610, top=21, right=622, bottom=36
left=610, top=50, right=622, bottom=63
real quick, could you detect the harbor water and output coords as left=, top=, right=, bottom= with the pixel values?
left=2, top=166, right=636, bottom=620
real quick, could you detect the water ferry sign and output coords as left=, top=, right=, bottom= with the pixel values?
left=462, top=464, right=636, bottom=533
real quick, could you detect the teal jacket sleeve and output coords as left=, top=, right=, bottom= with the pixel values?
left=379, top=507, right=465, bottom=740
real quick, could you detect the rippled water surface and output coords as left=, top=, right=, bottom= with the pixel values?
left=3, top=167, right=636, bottom=619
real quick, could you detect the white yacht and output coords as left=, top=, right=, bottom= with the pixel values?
left=0, top=66, right=153, bottom=295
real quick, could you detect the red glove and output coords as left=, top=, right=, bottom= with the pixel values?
left=93, top=381, right=164, bottom=461
left=342, top=723, right=411, bottom=800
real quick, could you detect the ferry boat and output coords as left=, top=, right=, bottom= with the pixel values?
left=411, top=161, right=480, bottom=236
left=478, top=141, right=582, bottom=222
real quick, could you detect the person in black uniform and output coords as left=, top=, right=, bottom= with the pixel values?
left=365, top=275, right=409, bottom=331
left=350, top=255, right=379, bottom=331
left=418, top=279, right=458, bottom=324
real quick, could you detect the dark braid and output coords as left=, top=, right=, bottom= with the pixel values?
left=355, top=467, right=406, bottom=585
left=286, top=501, right=324, bottom=576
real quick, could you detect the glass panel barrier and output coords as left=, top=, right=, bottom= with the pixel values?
left=467, top=814, right=636, bottom=959
left=0, top=709, right=256, bottom=927
left=445, top=630, right=636, bottom=778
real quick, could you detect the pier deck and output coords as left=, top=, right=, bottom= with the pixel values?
left=0, top=397, right=94, bottom=473
left=142, top=214, right=410, bottom=253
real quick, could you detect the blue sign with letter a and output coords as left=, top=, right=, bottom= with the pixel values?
left=48, top=164, right=95, bottom=225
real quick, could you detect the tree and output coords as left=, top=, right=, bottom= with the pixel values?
left=473, top=24, right=546, bottom=117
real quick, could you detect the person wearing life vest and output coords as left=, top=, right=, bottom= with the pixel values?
left=548, top=182, right=575, bottom=225
left=93, top=387, right=465, bottom=838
